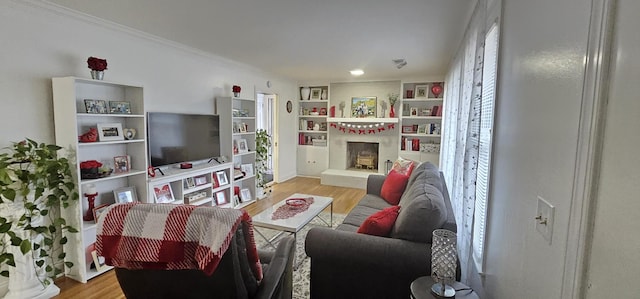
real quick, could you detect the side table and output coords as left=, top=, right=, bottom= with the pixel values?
left=410, top=276, right=479, bottom=299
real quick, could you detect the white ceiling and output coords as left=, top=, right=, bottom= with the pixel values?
left=48, top=0, right=474, bottom=82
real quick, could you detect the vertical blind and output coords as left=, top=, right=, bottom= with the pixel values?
left=472, top=23, right=499, bottom=272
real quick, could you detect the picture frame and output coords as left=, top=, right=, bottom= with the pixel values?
left=233, top=194, right=240, bottom=205
left=236, top=139, right=249, bottom=153
left=184, top=177, right=196, bottom=189
left=240, top=164, right=253, bottom=176
left=410, top=107, right=418, bottom=116
left=113, top=186, right=138, bottom=203
left=351, top=96, right=377, bottom=118
left=97, top=123, right=124, bottom=141
left=109, top=101, right=132, bottom=114
left=240, top=188, right=252, bottom=202
left=91, top=249, right=108, bottom=272
left=215, top=171, right=229, bottom=186
left=402, top=125, right=415, bottom=133
left=93, top=204, right=110, bottom=223
left=84, top=99, right=108, bottom=114
left=239, top=123, right=248, bottom=133
left=153, top=183, right=175, bottom=203
left=417, top=124, right=428, bottom=134
left=215, top=191, right=228, bottom=205
left=113, top=155, right=131, bottom=173
left=415, top=85, right=428, bottom=98
left=310, top=88, right=322, bottom=100
left=194, top=175, right=207, bottom=186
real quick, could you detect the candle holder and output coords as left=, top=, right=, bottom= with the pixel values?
left=83, top=184, right=98, bottom=221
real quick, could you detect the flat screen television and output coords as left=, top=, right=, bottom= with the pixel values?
left=147, top=112, right=221, bottom=168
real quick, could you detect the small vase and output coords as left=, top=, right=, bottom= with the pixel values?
left=389, top=105, right=396, bottom=118
left=321, top=89, right=327, bottom=100
left=300, top=87, right=310, bottom=101
left=90, top=70, right=104, bottom=80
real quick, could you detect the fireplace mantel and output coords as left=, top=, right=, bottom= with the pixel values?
left=327, top=117, right=399, bottom=124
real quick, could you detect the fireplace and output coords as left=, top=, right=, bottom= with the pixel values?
left=347, top=142, right=379, bottom=172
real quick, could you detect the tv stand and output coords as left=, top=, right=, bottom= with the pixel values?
left=148, top=162, right=243, bottom=208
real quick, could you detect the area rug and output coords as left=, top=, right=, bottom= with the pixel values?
left=253, top=212, right=345, bottom=299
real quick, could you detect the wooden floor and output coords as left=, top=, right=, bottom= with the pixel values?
left=53, top=176, right=365, bottom=299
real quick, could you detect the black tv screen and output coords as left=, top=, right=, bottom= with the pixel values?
left=147, top=112, right=221, bottom=167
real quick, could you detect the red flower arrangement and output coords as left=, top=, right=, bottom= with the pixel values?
left=80, top=160, right=103, bottom=169
left=87, top=57, right=108, bottom=71
left=232, top=85, right=241, bottom=93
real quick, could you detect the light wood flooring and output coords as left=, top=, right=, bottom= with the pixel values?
left=53, top=176, right=365, bottom=299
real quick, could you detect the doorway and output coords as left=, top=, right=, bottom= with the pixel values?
left=256, top=93, right=277, bottom=186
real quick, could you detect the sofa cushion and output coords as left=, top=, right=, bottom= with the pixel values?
left=390, top=181, right=447, bottom=243
left=380, top=170, right=410, bottom=205
left=342, top=205, right=382, bottom=227
left=391, top=157, right=416, bottom=176
left=399, top=162, right=443, bottom=206
left=357, top=206, right=401, bottom=237
left=358, top=195, right=394, bottom=210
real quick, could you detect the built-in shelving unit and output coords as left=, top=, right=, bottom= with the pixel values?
left=217, top=96, right=257, bottom=206
left=399, top=81, right=444, bottom=165
left=297, top=86, right=329, bottom=176
left=52, top=77, right=148, bottom=283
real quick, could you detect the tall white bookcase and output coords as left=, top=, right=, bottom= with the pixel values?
left=52, top=77, right=148, bottom=282
left=217, top=96, right=257, bottom=208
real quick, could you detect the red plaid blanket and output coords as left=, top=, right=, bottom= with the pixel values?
left=96, top=203, right=262, bottom=280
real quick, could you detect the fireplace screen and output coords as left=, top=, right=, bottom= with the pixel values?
left=347, top=142, right=379, bottom=171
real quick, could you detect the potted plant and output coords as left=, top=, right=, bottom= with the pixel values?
left=0, top=139, right=78, bottom=295
left=255, top=130, right=272, bottom=197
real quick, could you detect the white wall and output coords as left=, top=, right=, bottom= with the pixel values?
left=585, top=0, right=640, bottom=297
left=0, top=1, right=299, bottom=181
left=469, top=0, right=593, bottom=298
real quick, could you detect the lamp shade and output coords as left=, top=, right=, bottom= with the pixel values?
left=431, top=229, right=457, bottom=298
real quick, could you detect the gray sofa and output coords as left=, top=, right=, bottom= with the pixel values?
left=304, top=162, right=456, bottom=299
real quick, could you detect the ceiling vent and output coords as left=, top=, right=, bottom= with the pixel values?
left=392, top=59, right=407, bottom=69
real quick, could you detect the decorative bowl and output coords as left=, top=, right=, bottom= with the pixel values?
left=286, top=198, right=307, bottom=208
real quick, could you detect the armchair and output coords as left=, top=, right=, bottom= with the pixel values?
left=96, top=203, right=294, bottom=299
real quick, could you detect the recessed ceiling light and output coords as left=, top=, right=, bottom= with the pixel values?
left=350, top=69, right=364, bottom=76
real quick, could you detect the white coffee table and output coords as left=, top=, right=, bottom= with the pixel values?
left=251, top=193, right=333, bottom=267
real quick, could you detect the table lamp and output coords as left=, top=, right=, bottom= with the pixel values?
left=431, top=229, right=457, bottom=298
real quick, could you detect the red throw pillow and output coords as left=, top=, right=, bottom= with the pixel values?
left=357, top=206, right=401, bottom=237
left=380, top=170, right=410, bottom=205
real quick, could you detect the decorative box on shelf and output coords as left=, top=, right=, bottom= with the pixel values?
left=312, top=139, right=327, bottom=147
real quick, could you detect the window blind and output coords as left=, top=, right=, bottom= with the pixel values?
left=472, top=23, right=499, bottom=273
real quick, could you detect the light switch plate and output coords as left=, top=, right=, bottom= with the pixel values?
left=536, top=196, right=554, bottom=244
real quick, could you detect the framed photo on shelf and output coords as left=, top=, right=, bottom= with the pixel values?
left=194, top=175, right=207, bottom=186
left=84, top=99, right=108, bottom=114
left=241, top=164, right=253, bottom=176
left=239, top=123, right=247, bottom=133
left=414, top=85, right=428, bottom=98
left=215, top=191, right=228, bottom=205
left=402, top=125, right=415, bottom=133
left=233, top=194, right=240, bottom=205
left=240, top=188, right=252, bottom=202
left=236, top=139, right=249, bottom=153
left=113, top=186, right=138, bottom=203
left=417, top=124, right=427, bottom=134
left=153, top=183, right=175, bottom=203
left=310, top=88, right=322, bottom=100
left=97, top=123, right=124, bottom=142
left=410, top=107, right=418, bottom=116
left=215, top=171, right=229, bottom=186
left=184, top=177, right=195, bottom=189
left=113, top=155, right=131, bottom=173
left=91, top=248, right=109, bottom=272
left=351, top=96, right=377, bottom=118
left=93, top=204, right=110, bottom=223
left=108, top=101, right=131, bottom=114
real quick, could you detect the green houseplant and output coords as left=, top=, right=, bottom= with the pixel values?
left=255, top=129, right=272, bottom=191
left=0, top=139, right=78, bottom=288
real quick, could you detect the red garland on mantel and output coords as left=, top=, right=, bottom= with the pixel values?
left=328, top=122, right=397, bottom=134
